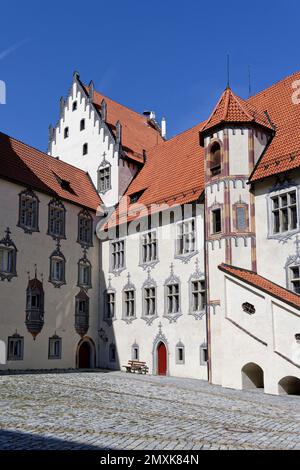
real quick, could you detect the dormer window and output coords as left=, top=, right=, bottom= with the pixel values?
left=210, top=142, right=221, bottom=176
left=72, top=101, right=77, bottom=111
left=83, top=143, right=88, bottom=155
left=80, top=119, right=85, bottom=131
left=64, top=127, right=69, bottom=139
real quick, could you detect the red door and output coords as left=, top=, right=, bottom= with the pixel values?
left=157, top=342, right=167, bottom=375
left=78, top=342, right=91, bottom=368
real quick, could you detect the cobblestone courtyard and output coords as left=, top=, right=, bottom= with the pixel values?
left=0, top=371, right=299, bottom=450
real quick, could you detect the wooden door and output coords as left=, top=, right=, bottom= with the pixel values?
left=78, top=341, right=90, bottom=368
left=157, top=342, right=167, bottom=375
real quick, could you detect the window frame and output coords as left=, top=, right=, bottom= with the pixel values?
left=0, top=228, right=17, bottom=282
left=18, top=188, right=40, bottom=234
left=164, top=268, right=182, bottom=322
left=103, top=288, right=116, bottom=324
left=109, top=239, right=126, bottom=274
left=139, top=230, right=158, bottom=268
left=233, top=201, right=249, bottom=232
left=47, top=199, right=66, bottom=240
left=175, top=342, right=185, bottom=365
left=7, top=334, right=24, bottom=361
left=48, top=335, right=62, bottom=360
left=268, top=186, right=300, bottom=239
left=77, top=257, right=92, bottom=290
left=97, top=164, right=111, bottom=193
left=49, top=249, right=66, bottom=288
left=175, top=218, right=197, bottom=262
left=77, top=209, right=93, bottom=248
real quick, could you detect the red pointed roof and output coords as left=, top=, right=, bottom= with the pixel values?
left=200, top=87, right=274, bottom=134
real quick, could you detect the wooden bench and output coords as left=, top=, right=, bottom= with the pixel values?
left=123, top=360, right=149, bottom=374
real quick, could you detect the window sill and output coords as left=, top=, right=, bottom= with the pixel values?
left=0, top=272, right=17, bottom=282
left=141, top=314, right=159, bottom=326
left=122, top=316, right=137, bottom=325
left=163, top=312, right=182, bottom=323
left=188, top=310, right=206, bottom=320
left=175, top=250, right=198, bottom=264
left=110, top=266, right=126, bottom=277
left=17, top=224, right=39, bottom=235
left=267, top=228, right=300, bottom=241
left=49, top=279, right=66, bottom=288
left=139, top=259, right=159, bottom=270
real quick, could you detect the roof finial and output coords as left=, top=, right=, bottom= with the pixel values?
left=226, top=54, right=230, bottom=89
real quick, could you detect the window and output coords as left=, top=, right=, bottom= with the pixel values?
left=210, top=142, right=221, bottom=176
left=191, top=280, right=206, bottom=311
left=0, top=228, right=17, bottom=281
left=64, top=127, right=69, bottom=139
left=49, top=254, right=66, bottom=286
left=271, top=191, right=297, bottom=234
left=200, top=344, right=208, bottom=365
left=98, top=165, right=111, bottom=192
left=18, top=189, right=39, bottom=233
left=141, top=231, right=157, bottom=264
left=72, top=101, right=77, bottom=111
left=166, top=283, right=180, bottom=314
left=132, top=344, right=139, bottom=361
left=176, top=219, right=195, bottom=255
left=235, top=205, right=248, bottom=231
left=124, top=289, right=135, bottom=318
left=48, top=200, right=66, bottom=238
left=48, top=335, right=62, bottom=359
left=109, top=343, right=116, bottom=362
left=289, top=266, right=300, bottom=294
left=106, top=291, right=116, bottom=319
left=78, top=259, right=92, bottom=289
left=78, top=210, right=93, bottom=246
left=25, top=275, right=45, bottom=338
left=83, top=143, right=88, bottom=155
left=80, top=119, right=85, bottom=131
left=111, top=240, right=125, bottom=271
left=7, top=334, right=23, bottom=361
left=212, top=208, right=222, bottom=234
left=144, top=286, right=156, bottom=316
left=176, top=343, right=185, bottom=365
left=75, top=290, right=89, bottom=337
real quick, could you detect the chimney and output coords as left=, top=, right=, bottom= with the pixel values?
left=161, top=116, right=167, bottom=139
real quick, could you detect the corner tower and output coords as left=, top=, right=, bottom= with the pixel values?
left=199, top=87, right=275, bottom=385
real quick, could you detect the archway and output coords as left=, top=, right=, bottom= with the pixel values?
left=76, top=337, right=96, bottom=369
left=241, top=362, right=264, bottom=389
left=278, top=376, right=300, bottom=395
left=157, top=342, right=167, bottom=376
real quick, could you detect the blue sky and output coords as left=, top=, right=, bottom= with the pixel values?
left=0, top=0, right=299, bottom=152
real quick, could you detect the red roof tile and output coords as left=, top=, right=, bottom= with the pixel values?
left=200, top=87, right=273, bottom=134
left=219, top=263, right=300, bottom=310
left=249, top=70, right=300, bottom=181
left=87, top=87, right=164, bottom=160
left=105, top=122, right=205, bottom=228
left=0, top=132, right=101, bottom=212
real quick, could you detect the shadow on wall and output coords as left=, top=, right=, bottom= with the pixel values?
left=278, top=376, right=300, bottom=396
left=241, top=362, right=264, bottom=390
left=0, top=429, right=110, bottom=450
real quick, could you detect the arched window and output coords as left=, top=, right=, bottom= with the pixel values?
left=48, top=199, right=66, bottom=239
left=64, top=127, right=69, bottom=139
left=210, top=142, right=221, bottom=176
left=78, top=257, right=92, bottom=290
left=0, top=227, right=17, bottom=281
left=75, top=289, right=89, bottom=337
left=132, top=343, right=139, bottom=361
left=18, top=188, right=39, bottom=233
left=25, top=272, right=45, bottom=339
left=49, top=245, right=66, bottom=288
left=72, top=101, right=77, bottom=111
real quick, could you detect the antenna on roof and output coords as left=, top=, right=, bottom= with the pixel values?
left=226, top=54, right=230, bottom=88
left=248, top=65, right=252, bottom=97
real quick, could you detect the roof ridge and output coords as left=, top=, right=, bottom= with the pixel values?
left=92, top=88, right=149, bottom=122
left=248, top=69, right=300, bottom=102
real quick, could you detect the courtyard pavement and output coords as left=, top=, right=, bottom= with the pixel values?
left=0, top=370, right=299, bottom=450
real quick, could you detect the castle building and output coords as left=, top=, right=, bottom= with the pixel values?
left=0, top=70, right=300, bottom=395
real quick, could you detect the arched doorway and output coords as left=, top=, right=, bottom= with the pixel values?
left=76, top=337, right=95, bottom=369
left=157, top=342, right=167, bottom=376
left=241, top=362, right=264, bottom=389
left=278, top=376, right=300, bottom=395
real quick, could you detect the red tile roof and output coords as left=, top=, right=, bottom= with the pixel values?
left=0, top=132, right=101, bottom=212
left=219, top=263, right=300, bottom=310
left=105, top=122, right=205, bottom=228
left=200, top=87, right=274, bottom=134
left=248, top=70, right=300, bottom=181
left=87, top=87, right=164, bottom=161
